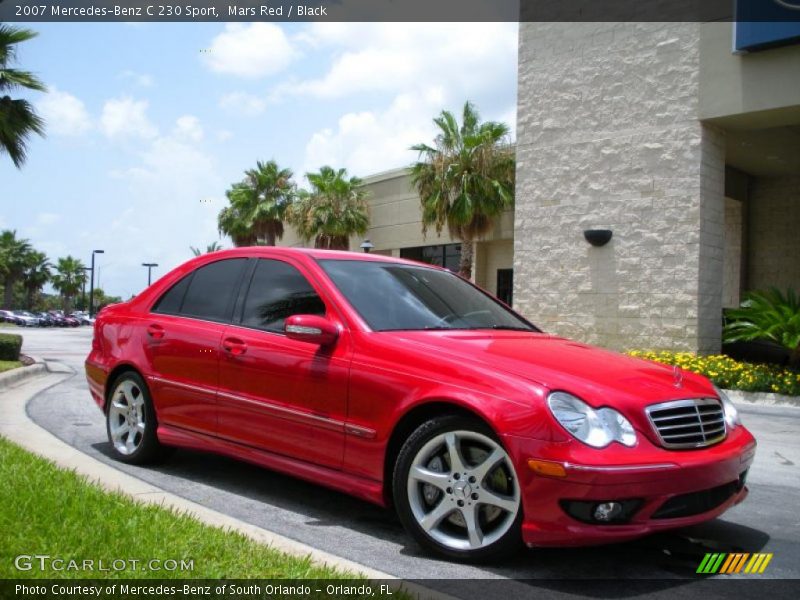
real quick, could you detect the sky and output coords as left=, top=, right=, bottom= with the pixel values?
left=1, top=22, right=518, bottom=299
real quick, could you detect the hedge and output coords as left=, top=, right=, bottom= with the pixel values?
left=0, top=333, right=22, bottom=361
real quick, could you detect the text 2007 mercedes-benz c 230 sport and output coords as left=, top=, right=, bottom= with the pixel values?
left=85, top=248, right=756, bottom=561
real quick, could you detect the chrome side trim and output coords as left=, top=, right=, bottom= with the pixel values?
left=150, top=375, right=215, bottom=397
left=217, top=390, right=345, bottom=433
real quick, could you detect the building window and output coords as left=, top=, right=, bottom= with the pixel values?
left=496, top=268, right=513, bottom=306
left=400, top=244, right=461, bottom=272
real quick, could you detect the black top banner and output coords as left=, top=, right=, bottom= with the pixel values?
left=1, top=0, right=799, bottom=23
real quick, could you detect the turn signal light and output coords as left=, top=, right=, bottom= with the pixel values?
left=527, top=459, right=567, bottom=478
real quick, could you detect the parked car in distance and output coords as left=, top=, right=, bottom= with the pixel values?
left=35, top=312, right=54, bottom=326
left=63, top=314, right=81, bottom=327
left=71, top=312, right=95, bottom=326
left=85, top=248, right=756, bottom=561
left=0, top=309, right=17, bottom=324
left=13, top=310, right=40, bottom=327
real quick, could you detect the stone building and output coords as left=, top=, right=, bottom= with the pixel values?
left=282, top=21, right=799, bottom=354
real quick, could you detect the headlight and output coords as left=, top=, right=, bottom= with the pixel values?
left=547, top=391, right=637, bottom=448
left=714, top=385, right=741, bottom=429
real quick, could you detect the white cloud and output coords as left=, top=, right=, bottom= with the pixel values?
left=219, top=91, right=266, bottom=116
left=37, top=88, right=92, bottom=136
left=203, top=23, right=297, bottom=78
left=100, top=97, right=158, bottom=139
left=302, top=88, right=446, bottom=177
left=37, top=212, right=60, bottom=226
left=216, top=129, right=233, bottom=142
left=275, top=23, right=517, bottom=101
left=173, top=115, right=203, bottom=142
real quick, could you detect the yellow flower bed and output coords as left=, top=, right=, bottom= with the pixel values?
left=626, top=350, right=800, bottom=397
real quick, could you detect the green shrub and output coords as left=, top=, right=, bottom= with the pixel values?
left=0, top=333, right=22, bottom=361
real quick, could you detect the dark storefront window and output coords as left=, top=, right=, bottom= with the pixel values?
left=400, top=244, right=461, bottom=272
left=496, top=268, right=513, bottom=306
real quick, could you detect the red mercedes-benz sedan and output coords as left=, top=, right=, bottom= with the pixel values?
left=85, top=248, right=755, bottom=561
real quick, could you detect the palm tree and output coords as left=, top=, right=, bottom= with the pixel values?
left=22, top=250, right=50, bottom=309
left=289, top=166, right=370, bottom=250
left=0, top=230, right=32, bottom=309
left=217, top=160, right=295, bottom=247
left=0, top=25, right=46, bottom=168
left=410, top=101, right=515, bottom=279
left=190, top=241, right=224, bottom=256
left=51, top=256, right=87, bottom=314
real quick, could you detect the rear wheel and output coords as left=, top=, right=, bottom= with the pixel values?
left=106, top=372, right=170, bottom=464
left=393, top=415, right=523, bottom=561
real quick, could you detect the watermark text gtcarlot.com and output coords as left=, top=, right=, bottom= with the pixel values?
left=14, top=555, right=194, bottom=572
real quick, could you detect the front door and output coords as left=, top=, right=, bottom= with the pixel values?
left=216, top=258, right=349, bottom=469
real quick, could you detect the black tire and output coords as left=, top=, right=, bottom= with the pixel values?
left=106, top=371, right=171, bottom=465
left=392, top=415, right=523, bottom=562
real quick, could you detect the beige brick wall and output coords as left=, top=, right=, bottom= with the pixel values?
left=514, top=23, right=726, bottom=353
left=747, top=176, right=800, bottom=294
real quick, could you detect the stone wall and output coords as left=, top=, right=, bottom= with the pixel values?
left=747, top=175, right=800, bottom=294
left=514, top=23, right=726, bottom=353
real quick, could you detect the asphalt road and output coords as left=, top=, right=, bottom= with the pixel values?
left=13, top=328, right=800, bottom=597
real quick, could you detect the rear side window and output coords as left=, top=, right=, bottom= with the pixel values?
left=152, top=275, right=191, bottom=315
left=240, top=259, right=326, bottom=332
left=153, top=259, right=247, bottom=322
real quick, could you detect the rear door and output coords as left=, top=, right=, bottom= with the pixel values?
left=216, top=257, right=350, bottom=469
left=145, top=258, right=248, bottom=435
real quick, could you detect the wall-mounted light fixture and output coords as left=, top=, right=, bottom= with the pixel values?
left=360, top=239, right=374, bottom=253
left=583, top=229, right=613, bottom=247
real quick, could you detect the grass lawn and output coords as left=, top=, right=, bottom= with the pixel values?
left=0, top=322, right=19, bottom=328
left=0, top=436, right=357, bottom=579
left=0, top=360, right=22, bottom=373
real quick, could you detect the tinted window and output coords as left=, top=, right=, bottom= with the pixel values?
left=319, top=259, right=536, bottom=332
left=152, top=275, right=192, bottom=315
left=240, top=259, right=326, bottom=332
left=178, top=258, right=247, bottom=322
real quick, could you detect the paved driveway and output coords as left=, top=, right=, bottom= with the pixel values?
left=15, top=328, right=800, bottom=597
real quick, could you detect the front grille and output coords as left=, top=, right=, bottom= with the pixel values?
left=646, top=398, right=726, bottom=449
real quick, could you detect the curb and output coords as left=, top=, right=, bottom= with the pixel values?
left=723, top=388, right=800, bottom=409
left=0, top=362, right=46, bottom=390
left=0, top=371, right=402, bottom=585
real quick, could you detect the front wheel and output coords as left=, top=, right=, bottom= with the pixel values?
left=106, top=372, right=170, bottom=464
left=393, top=415, right=523, bottom=562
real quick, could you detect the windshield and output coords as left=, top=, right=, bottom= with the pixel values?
left=319, top=259, right=538, bottom=332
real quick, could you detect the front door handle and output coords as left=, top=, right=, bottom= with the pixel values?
left=146, top=324, right=164, bottom=339
left=222, top=337, right=247, bottom=356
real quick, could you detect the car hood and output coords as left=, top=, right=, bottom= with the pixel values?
left=381, top=331, right=715, bottom=411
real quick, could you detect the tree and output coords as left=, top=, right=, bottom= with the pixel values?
left=410, top=101, right=515, bottom=279
left=51, top=256, right=87, bottom=314
left=218, top=160, right=295, bottom=247
left=724, top=288, right=800, bottom=369
left=190, top=241, right=224, bottom=256
left=22, top=250, right=50, bottom=309
left=0, top=229, right=32, bottom=309
left=289, top=166, right=370, bottom=250
left=90, top=287, right=123, bottom=311
left=0, top=25, right=46, bottom=168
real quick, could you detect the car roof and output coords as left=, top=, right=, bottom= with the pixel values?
left=200, top=246, right=444, bottom=269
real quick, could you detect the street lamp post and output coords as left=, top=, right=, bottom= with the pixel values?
left=89, top=249, right=104, bottom=317
left=81, top=267, right=91, bottom=311
left=142, top=263, right=159, bottom=287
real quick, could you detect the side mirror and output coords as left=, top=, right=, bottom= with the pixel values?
left=284, top=314, right=339, bottom=346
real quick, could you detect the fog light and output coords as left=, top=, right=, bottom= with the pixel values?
left=594, top=502, right=623, bottom=522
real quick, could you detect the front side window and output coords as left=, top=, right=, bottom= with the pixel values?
left=153, top=258, right=247, bottom=322
left=239, top=259, right=326, bottom=332
left=319, top=259, right=537, bottom=332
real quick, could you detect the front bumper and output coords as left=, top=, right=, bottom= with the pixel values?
left=505, top=426, right=756, bottom=547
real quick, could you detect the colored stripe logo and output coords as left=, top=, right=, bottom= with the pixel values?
left=697, top=553, right=773, bottom=574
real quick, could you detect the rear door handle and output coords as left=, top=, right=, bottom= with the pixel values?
left=222, top=337, right=247, bottom=356
left=146, top=324, right=164, bottom=339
